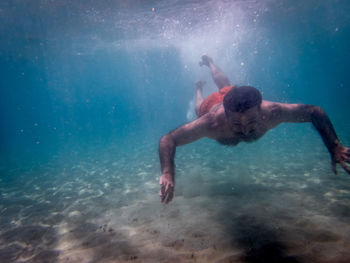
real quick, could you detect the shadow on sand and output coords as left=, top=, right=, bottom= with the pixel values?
left=229, top=215, right=301, bottom=263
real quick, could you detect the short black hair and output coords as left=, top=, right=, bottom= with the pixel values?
left=223, top=86, right=262, bottom=113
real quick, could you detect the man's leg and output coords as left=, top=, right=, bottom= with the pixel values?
left=195, top=80, right=205, bottom=117
left=200, top=55, right=231, bottom=90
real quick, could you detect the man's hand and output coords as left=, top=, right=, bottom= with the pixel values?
left=159, top=173, right=174, bottom=204
left=331, top=144, right=350, bottom=174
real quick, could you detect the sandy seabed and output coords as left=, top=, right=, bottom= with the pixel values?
left=1, top=138, right=350, bottom=263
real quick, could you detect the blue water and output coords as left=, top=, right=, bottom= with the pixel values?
left=1, top=1, right=350, bottom=262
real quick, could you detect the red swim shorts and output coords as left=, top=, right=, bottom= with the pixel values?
left=198, top=86, right=233, bottom=117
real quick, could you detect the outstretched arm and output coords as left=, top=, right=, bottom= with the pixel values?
left=158, top=115, right=212, bottom=203
left=276, top=103, right=350, bottom=174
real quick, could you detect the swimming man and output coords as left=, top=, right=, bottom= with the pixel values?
left=159, top=55, right=350, bottom=203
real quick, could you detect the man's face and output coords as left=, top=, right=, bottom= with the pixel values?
left=226, top=106, right=260, bottom=138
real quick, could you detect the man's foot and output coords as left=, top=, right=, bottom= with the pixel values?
left=195, top=80, right=206, bottom=92
left=199, top=55, right=213, bottom=67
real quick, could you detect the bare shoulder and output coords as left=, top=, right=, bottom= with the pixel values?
left=177, top=111, right=219, bottom=135
left=261, top=101, right=284, bottom=118
left=261, top=100, right=315, bottom=123
left=165, top=114, right=214, bottom=146
left=260, top=101, right=300, bottom=126
left=204, top=107, right=228, bottom=131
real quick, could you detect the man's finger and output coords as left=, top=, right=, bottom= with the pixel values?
left=163, top=191, right=170, bottom=203
left=161, top=184, right=174, bottom=203
left=165, top=190, right=174, bottom=204
left=162, top=187, right=172, bottom=203
left=160, top=183, right=169, bottom=202
left=161, top=186, right=167, bottom=202
left=160, top=183, right=167, bottom=200
left=164, top=186, right=174, bottom=204
left=159, top=185, right=165, bottom=197
left=340, top=161, right=350, bottom=175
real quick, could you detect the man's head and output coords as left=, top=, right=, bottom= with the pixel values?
left=223, top=86, right=263, bottom=138
left=223, top=86, right=262, bottom=114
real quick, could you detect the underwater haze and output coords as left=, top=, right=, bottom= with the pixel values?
left=1, top=0, right=350, bottom=262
